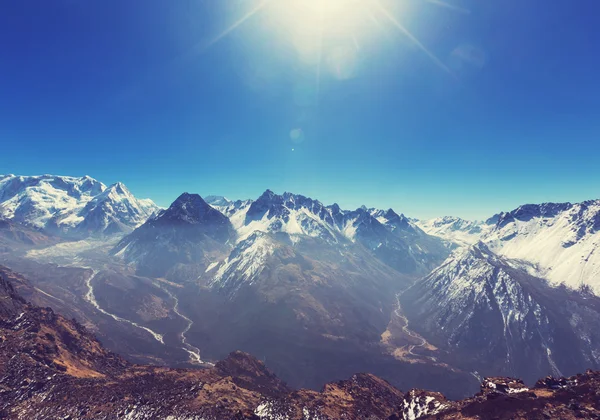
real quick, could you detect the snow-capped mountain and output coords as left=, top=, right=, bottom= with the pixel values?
left=204, top=195, right=234, bottom=207
left=119, top=188, right=446, bottom=282
left=216, top=190, right=347, bottom=244
left=0, top=174, right=104, bottom=227
left=0, top=175, right=158, bottom=237
left=370, top=208, right=413, bottom=233
left=111, top=193, right=235, bottom=278
left=207, top=190, right=449, bottom=276
left=400, top=242, right=600, bottom=383
left=208, top=231, right=276, bottom=293
left=205, top=195, right=253, bottom=218
left=416, top=216, right=494, bottom=247
left=365, top=208, right=450, bottom=274
left=415, top=200, right=600, bottom=294
left=484, top=200, right=600, bottom=293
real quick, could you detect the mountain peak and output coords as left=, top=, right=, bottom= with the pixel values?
left=205, top=195, right=233, bottom=207
left=450, top=240, right=497, bottom=266
left=259, top=189, right=277, bottom=200
left=245, top=190, right=286, bottom=223
left=385, top=208, right=399, bottom=217
left=102, top=181, right=130, bottom=197
left=163, top=193, right=215, bottom=224
left=383, top=208, right=406, bottom=223
left=111, top=192, right=234, bottom=277
left=172, top=192, right=206, bottom=205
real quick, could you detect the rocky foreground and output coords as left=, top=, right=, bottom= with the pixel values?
left=1, top=272, right=600, bottom=419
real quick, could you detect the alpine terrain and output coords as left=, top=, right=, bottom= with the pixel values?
left=0, top=175, right=158, bottom=238
left=0, top=174, right=599, bottom=418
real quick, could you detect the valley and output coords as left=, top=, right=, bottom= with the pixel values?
left=1, top=259, right=600, bottom=419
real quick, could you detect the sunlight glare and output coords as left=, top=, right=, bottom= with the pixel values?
left=305, top=0, right=358, bottom=19
left=264, top=0, right=369, bottom=67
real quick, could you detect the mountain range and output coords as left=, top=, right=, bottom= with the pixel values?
left=1, top=174, right=600, bottom=417
left=417, top=202, right=600, bottom=294
left=0, top=175, right=158, bottom=238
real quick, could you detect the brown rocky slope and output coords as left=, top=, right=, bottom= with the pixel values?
left=1, top=272, right=600, bottom=419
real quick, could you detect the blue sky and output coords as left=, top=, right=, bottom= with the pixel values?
left=1, top=0, right=599, bottom=219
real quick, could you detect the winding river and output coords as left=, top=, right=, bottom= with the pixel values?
left=84, top=270, right=165, bottom=344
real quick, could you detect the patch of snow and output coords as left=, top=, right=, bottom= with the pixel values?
left=402, top=392, right=448, bottom=420
left=205, top=261, right=219, bottom=272
left=211, top=233, right=275, bottom=292
left=254, top=401, right=289, bottom=420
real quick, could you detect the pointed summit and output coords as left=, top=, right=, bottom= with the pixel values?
left=95, top=182, right=131, bottom=201
left=111, top=192, right=235, bottom=278
left=162, top=193, right=222, bottom=225
left=246, top=190, right=286, bottom=222
left=259, top=189, right=276, bottom=199
left=111, top=181, right=128, bottom=194
left=75, top=181, right=158, bottom=236
left=170, top=192, right=208, bottom=208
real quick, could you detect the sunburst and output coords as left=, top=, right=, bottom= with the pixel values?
left=202, top=0, right=463, bottom=77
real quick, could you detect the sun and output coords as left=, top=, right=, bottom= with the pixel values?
left=282, top=0, right=369, bottom=33
left=264, top=0, right=368, bottom=37
left=303, top=0, right=360, bottom=19
left=204, top=0, right=454, bottom=75
left=260, top=0, right=372, bottom=67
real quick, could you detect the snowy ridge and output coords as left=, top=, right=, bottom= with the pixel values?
left=0, top=175, right=105, bottom=227
left=407, top=243, right=551, bottom=365
left=206, top=190, right=448, bottom=276
left=0, top=175, right=158, bottom=237
left=254, top=401, right=324, bottom=420
left=209, top=190, right=389, bottom=244
left=111, top=189, right=448, bottom=287
left=400, top=242, right=600, bottom=382
left=233, top=190, right=345, bottom=244
left=416, top=216, right=493, bottom=247
left=210, top=232, right=276, bottom=293
left=484, top=200, right=600, bottom=293
left=418, top=200, right=600, bottom=293
left=205, top=196, right=253, bottom=219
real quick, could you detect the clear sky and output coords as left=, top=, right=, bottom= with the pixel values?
left=1, top=0, right=599, bottom=219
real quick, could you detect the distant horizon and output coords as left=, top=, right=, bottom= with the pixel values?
left=2, top=172, right=598, bottom=221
